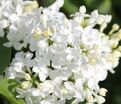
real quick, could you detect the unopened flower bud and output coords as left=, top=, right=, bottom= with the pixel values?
left=112, top=24, right=119, bottom=31
left=86, top=95, right=94, bottom=103
left=21, top=81, right=30, bottom=89
left=109, top=24, right=120, bottom=35
left=99, top=88, right=108, bottom=97
left=116, top=29, right=121, bottom=39
left=25, top=73, right=31, bottom=81
left=97, top=96, right=105, bottom=104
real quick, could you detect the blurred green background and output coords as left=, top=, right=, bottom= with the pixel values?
left=0, top=0, right=121, bottom=104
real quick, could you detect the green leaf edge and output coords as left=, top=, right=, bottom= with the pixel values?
left=0, top=78, right=25, bottom=104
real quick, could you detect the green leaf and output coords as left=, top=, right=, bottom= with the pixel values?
left=85, top=0, right=111, bottom=14
left=112, top=0, right=121, bottom=20
left=38, top=0, right=79, bottom=15
left=0, top=37, right=11, bottom=74
left=38, top=0, right=55, bottom=7
left=62, top=0, right=79, bottom=15
left=98, top=0, right=111, bottom=14
left=66, top=98, right=75, bottom=104
left=0, top=78, right=25, bottom=104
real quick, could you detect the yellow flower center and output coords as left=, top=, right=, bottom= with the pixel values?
left=32, top=28, right=41, bottom=39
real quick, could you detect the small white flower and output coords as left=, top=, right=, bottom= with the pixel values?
left=79, top=6, right=86, bottom=14
left=33, top=66, right=49, bottom=82
left=64, top=81, right=75, bottom=91
left=0, top=19, right=9, bottom=28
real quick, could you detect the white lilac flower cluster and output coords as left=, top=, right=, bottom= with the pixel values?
left=0, top=0, right=38, bottom=37
left=1, top=0, right=121, bottom=104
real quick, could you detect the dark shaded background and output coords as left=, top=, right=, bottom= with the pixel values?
left=0, top=0, right=121, bottom=104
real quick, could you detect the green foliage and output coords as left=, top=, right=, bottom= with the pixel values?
left=84, top=0, right=111, bottom=14
left=0, top=78, right=25, bottom=104
left=37, top=0, right=55, bottom=7
left=0, top=37, right=11, bottom=74
left=62, top=0, right=79, bottom=15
